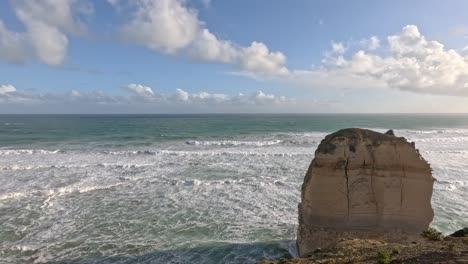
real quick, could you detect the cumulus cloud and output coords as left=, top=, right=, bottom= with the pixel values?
left=117, top=4, right=468, bottom=96
left=119, top=0, right=289, bottom=77
left=0, top=84, right=41, bottom=103
left=121, top=0, right=199, bottom=54
left=125, top=83, right=157, bottom=98
left=167, top=88, right=292, bottom=106
left=321, top=41, right=348, bottom=67
left=367, top=36, right=380, bottom=50
left=252, top=91, right=289, bottom=105
left=2, top=2, right=467, bottom=98
left=331, top=41, right=346, bottom=54
left=0, top=84, right=17, bottom=94
left=237, top=42, right=289, bottom=76
left=0, top=0, right=91, bottom=65
left=174, top=88, right=190, bottom=102
left=0, top=84, right=294, bottom=113
left=346, top=25, right=468, bottom=95
left=297, top=25, right=468, bottom=96
left=0, top=22, right=28, bottom=63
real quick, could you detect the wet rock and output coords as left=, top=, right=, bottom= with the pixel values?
left=450, top=228, right=468, bottom=237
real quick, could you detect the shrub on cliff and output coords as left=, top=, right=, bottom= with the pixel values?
left=377, top=250, right=391, bottom=264
left=422, top=228, right=444, bottom=241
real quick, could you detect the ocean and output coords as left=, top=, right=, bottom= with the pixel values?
left=1, top=114, right=467, bottom=264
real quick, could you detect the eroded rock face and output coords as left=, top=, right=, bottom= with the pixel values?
left=297, top=128, right=435, bottom=256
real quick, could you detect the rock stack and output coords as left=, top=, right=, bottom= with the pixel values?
left=297, top=128, right=435, bottom=256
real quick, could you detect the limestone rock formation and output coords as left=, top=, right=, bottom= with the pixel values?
left=297, top=128, right=435, bottom=256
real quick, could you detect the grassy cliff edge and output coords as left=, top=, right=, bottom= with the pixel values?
left=258, top=229, right=468, bottom=264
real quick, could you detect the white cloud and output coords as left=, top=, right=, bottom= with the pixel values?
left=0, top=84, right=17, bottom=94
left=169, top=88, right=293, bottom=106
left=331, top=41, right=346, bottom=54
left=192, top=91, right=227, bottom=103
left=2, top=2, right=467, bottom=99
left=367, top=36, right=380, bottom=50
left=12, top=0, right=87, bottom=35
left=175, top=88, right=190, bottom=101
left=321, top=41, right=347, bottom=67
left=0, top=84, right=39, bottom=103
left=125, top=83, right=157, bottom=98
left=5, top=83, right=468, bottom=113
left=121, top=0, right=199, bottom=54
left=190, top=29, right=237, bottom=63
left=253, top=91, right=289, bottom=105
left=0, top=84, right=294, bottom=112
left=355, top=36, right=380, bottom=51
left=72, top=9, right=468, bottom=97
left=237, top=42, right=289, bottom=76
left=297, top=25, right=468, bottom=96
left=0, top=0, right=91, bottom=66
left=119, top=0, right=289, bottom=77
left=12, top=0, right=90, bottom=65
left=25, top=22, right=69, bottom=65
left=0, top=21, right=28, bottom=63
left=345, top=25, right=468, bottom=95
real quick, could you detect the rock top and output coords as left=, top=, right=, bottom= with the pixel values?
left=259, top=236, right=468, bottom=264
left=297, top=128, right=435, bottom=256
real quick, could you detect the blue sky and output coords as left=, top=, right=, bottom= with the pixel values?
left=1, top=0, right=468, bottom=113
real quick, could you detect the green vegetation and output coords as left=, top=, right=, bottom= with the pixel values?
left=377, top=250, right=391, bottom=264
left=422, top=228, right=444, bottom=241
left=391, top=246, right=400, bottom=255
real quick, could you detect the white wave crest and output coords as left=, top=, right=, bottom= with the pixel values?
left=423, top=150, right=468, bottom=154
left=404, top=129, right=468, bottom=134
left=415, top=137, right=468, bottom=143
left=160, top=150, right=308, bottom=157
left=1, top=163, right=153, bottom=171
left=185, top=140, right=283, bottom=147
left=0, top=191, right=27, bottom=201
left=162, top=178, right=288, bottom=187
left=1, top=183, right=126, bottom=202
left=102, top=150, right=157, bottom=155
left=97, top=163, right=153, bottom=169
left=54, top=183, right=125, bottom=196
left=99, top=149, right=308, bottom=157
left=0, top=149, right=61, bottom=155
left=435, top=180, right=468, bottom=191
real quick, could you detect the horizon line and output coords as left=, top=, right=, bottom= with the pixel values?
left=1, top=113, right=468, bottom=115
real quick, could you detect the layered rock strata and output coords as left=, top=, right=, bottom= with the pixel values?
left=297, top=128, right=435, bottom=256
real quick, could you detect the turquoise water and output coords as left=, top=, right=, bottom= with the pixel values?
left=1, top=114, right=467, bottom=263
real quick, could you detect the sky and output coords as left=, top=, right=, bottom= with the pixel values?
left=1, top=0, right=468, bottom=113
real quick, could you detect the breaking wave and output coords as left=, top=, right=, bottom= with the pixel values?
left=0, top=149, right=62, bottom=155
left=435, top=180, right=468, bottom=191
left=185, top=140, right=283, bottom=147
left=1, top=126, right=468, bottom=263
